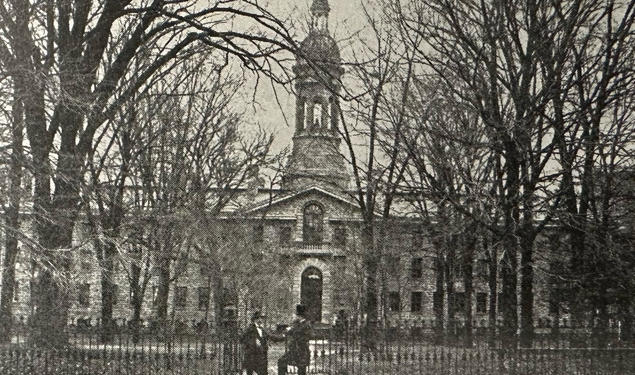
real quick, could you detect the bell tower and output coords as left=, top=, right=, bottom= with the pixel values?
left=282, top=0, right=350, bottom=191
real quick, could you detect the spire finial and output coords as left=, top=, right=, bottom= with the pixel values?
left=310, top=0, right=330, bottom=31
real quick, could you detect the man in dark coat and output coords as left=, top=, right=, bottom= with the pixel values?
left=241, top=311, right=268, bottom=375
left=277, top=304, right=312, bottom=375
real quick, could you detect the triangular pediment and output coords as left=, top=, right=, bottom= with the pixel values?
left=244, top=185, right=363, bottom=220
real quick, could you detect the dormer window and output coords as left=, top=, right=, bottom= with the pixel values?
left=303, top=203, right=324, bottom=244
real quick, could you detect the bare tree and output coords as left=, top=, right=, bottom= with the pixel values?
left=0, top=63, right=26, bottom=343
left=399, top=73, right=502, bottom=345
left=334, top=2, right=416, bottom=348
left=127, top=59, right=274, bottom=337
left=0, top=0, right=299, bottom=347
left=388, top=0, right=634, bottom=347
left=537, top=0, right=634, bottom=336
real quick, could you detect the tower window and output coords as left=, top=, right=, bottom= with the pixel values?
left=324, top=98, right=331, bottom=129
left=152, top=286, right=159, bottom=307
left=411, top=257, right=423, bottom=279
left=303, top=203, right=324, bottom=244
left=313, top=102, right=323, bottom=128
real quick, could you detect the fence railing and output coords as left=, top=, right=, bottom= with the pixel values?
left=1, top=325, right=633, bottom=375
left=1, top=329, right=242, bottom=375
left=282, top=326, right=634, bottom=375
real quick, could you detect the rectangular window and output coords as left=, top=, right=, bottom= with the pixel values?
left=476, top=292, right=487, bottom=313
left=411, top=257, right=423, bottom=279
left=388, top=291, right=401, bottom=312
left=453, top=263, right=464, bottom=279
left=13, top=281, right=18, bottom=302
left=549, top=295, right=560, bottom=315
left=112, top=284, right=119, bottom=305
left=198, top=287, right=210, bottom=311
left=476, top=259, right=489, bottom=278
left=433, top=291, right=443, bottom=311
left=453, top=292, right=466, bottom=313
left=200, top=263, right=209, bottom=276
left=279, top=226, right=292, bottom=245
left=175, top=286, right=187, bottom=308
left=386, top=255, right=401, bottom=275
left=497, top=292, right=504, bottom=315
left=78, top=283, right=90, bottom=307
left=411, top=291, right=423, bottom=313
left=412, top=232, right=423, bottom=250
left=333, top=226, right=346, bottom=247
left=253, top=225, right=264, bottom=243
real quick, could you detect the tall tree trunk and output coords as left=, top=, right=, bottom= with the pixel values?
left=434, top=248, right=445, bottom=342
left=129, top=248, right=143, bottom=343
left=486, top=235, right=498, bottom=346
left=463, top=231, right=475, bottom=348
left=32, top=136, right=83, bottom=346
left=362, top=220, right=378, bottom=349
left=100, top=244, right=116, bottom=343
left=212, top=262, right=224, bottom=330
left=32, top=216, right=75, bottom=347
left=0, top=81, right=24, bottom=343
left=500, top=146, right=520, bottom=347
left=156, top=257, right=171, bottom=324
left=519, top=228, right=535, bottom=347
left=445, top=234, right=456, bottom=340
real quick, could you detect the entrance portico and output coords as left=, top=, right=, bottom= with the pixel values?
left=293, top=258, right=332, bottom=324
left=301, top=266, right=323, bottom=322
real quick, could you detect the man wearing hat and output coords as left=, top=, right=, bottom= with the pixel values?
left=241, top=311, right=268, bottom=375
left=277, top=304, right=312, bottom=375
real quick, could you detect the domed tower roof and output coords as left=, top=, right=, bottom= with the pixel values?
left=294, top=0, right=343, bottom=76
left=298, top=31, right=341, bottom=66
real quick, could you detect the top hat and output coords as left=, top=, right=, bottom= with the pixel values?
left=252, top=310, right=266, bottom=321
left=296, top=304, right=307, bottom=317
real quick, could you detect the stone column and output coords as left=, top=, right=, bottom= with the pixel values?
left=296, top=97, right=305, bottom=131
left=307, top=100, right=315, bottom=130
left=331, top=98, right=339, bottom=134
left=321, top=97, right=329, bottom=130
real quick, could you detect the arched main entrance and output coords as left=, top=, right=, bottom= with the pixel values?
left=301, top=267, right=323, bottom=322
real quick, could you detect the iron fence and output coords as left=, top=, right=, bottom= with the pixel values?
left=286, top=326, right=634, bottom=375
left=1, top=324, right=633, bottom=374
